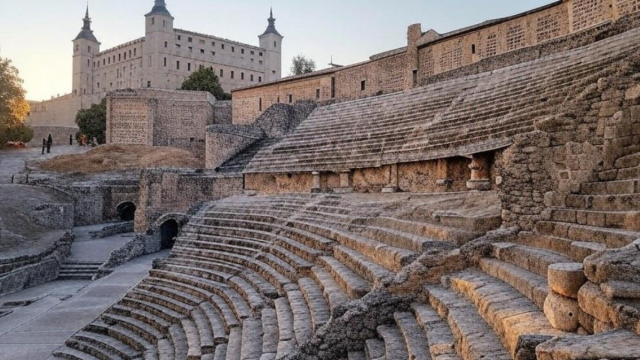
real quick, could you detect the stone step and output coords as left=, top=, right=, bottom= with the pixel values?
left=298, top=277, right=331, bottom=330
left=169, top=323, right=189, bottom=360
left=58, top=273, right=96, bottom=280
left=424, top=284, right=512, bottom=360
left=53, top=346, right=103, bottom=360
left=515, top=232, right=606, bottom=263
left=108, top=304, right=172, bottom=335
left=274, top=297, right=296, bottom=346
left=478, top=258, right=549, bottom=310
left=225, top=328, right=242, bottom=360
left=265, top=243, right=315, bottom=274
left=550, top=208, right=640, bottom=232
left=318, top=256, right=371, bottom=299
left=580, top=179, right=640, bottom=195
left=410, top=303, right=461, bottom=360
left=333, top=245, right=394, bottom=285
left=286, top=287, right=313, bottom=345
left=85, top=321, right=153, bottom=353
left=199, top=302, right=230, bottom=344
left=446, top=269, right=564, bottom=359
left=65, top=337, right=128, bottom=360
left=191, top=307, right=215, bottom=354
left=364, top=338, right=386, bottom=360
left=536, top=221, right=639, bottom=249
left=157, top=338, right=173, bottom=360
left=615, top=152, right=640, bottom=169
left=120, top=297, right=185, bottom=324
left=241, top=318, right=264, bottom=360
left=565, top=193, right=640, bottom=211
left=131, top=286, right=197, bottom=316
left=370, top=217, right=481, bottom=247
left=261, top=308, right=279, bottom=358
left=491, top=242, right=572, bottom=278
left=393, top=312, right=430, bottom=360
left=101, top=313, right=165, bottom=345
left=210, top=293, right=242, bottom=331
left=376, top=324, right=409, bottom=360
left=214, top=344, right=227, bottom=360
left=310, top=266, right=350, bottom=312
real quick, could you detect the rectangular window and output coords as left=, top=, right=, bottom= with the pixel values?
left=147, top=81, right=151, bottom=88
left=188, top=47, right=193, bottom=52
left=250, top=74, right=254, bottom=82
left=288, top=94, right=293, bottom=103
left=164, top=57, right=167, bottom=67
left=199, top=64, right=203, bottom=69
left=163, top=19, right=166, bottom=27
left=221, top=44, right=225, bottom=49
left=177, top=35, right=181, bottom=40
left=241, top=72, right=244, bottom=80
left=274, top=41, right=277, bottom=48
left=231, top=71, right=235, bottom=79
left=88, top=46, right=91, bottom=53
left=124, top=53, right=127, bottom=60
left=241, top=49, right=245, bottom=54
left=331, top=77, right=336, bottom=98
left=129, top=50, right=132, bottom=58
left=471, top=44, right=476, bottom=54
left=220, top=69, right=223, bottom=77
left=212, top=42, right=215, bottom=47
left=200, top=49, right=205, bottom=54
left=250, top=50, right=254, bottom=55
left=176, top=44, right=181, bottom=49
left=259, top=76, right=262, bottom=83
left=119, top=54, right=121, bottom=61
left=259, top=98, right=262, bottom=111
left=316, top=89, right=320, bottom=99
left=164, top=42, right=168, bottom=48
left=232, top=46, right=235, bottom=53
left=211, top=51, right=216, bottom=56
left=188, top=37, right=192, bottom=43
left=361, top=80, right=366, bottom=91
left=87, top=59, right=90, bottom=68
left=151, top=17, right=155, bottom=25
left=259, top=60, right=263, bottom=65
left=412, top=70, right=418, bottom=87
left=188, top=63, right=191, bottom=71
left=176, top=61, right=180, bottom=70
left=134, top=48, right=137, bottom=56
left=259, top=52, right=263, bottom=56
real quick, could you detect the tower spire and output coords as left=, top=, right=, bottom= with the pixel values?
left=74, top=3, right=99, bottom=42
left=261, top=7, right=282, bottom=37
left=146, top=0, right=173, bottom=18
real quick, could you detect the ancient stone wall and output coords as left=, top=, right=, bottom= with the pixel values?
left=205, top=125, right=263, bottom=169
left=213, top=101, right=233, bottom=125
left=106, top=89, right=216, bottom=157
left=28, top=126, right=79, bottom=147
left=135, top=169, right=243, bottom=231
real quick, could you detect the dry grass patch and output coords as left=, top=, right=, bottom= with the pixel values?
left=36, top=144, right=203, bottom=173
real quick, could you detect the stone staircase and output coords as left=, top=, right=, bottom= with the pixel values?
left=244, top=27, right=640, bottom=174
left=51, top=193, right=499, bottom=360
left=58, top=261, right=104, bottom=281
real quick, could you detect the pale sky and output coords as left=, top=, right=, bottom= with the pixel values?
left=0, top=0, right=552, bottom=101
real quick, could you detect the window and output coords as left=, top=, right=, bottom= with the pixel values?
left=277, top=96, right=280, bottom=103
left=331, top=77, right=336, bottom=98
left=259, top=98, right=262, bottom=111
left=259, top=60, right=263, bottom=65
left=178, top=35, right=181, bottom=40
left=250, top=74, right=254, bottom=82
left=241, top=49, right=245, bottom=54
left=164, top=57, right=167, bottom=67
left=188, top=47, right=193, bottom=52
left=176, top=44, right=181, bottom=49
left=147, top=81, right=151, bottom=88
left=88, top=46, right=91, bottom=53
left=134, top=48, right=137, bottom=56
left=259, top=76, right=262, bottom=83
left=199, top=64, right=203, bottom=70
left=124, top=53, right=127, bottom=60
left=231, top=71, right=235, bottom=79
left=97, top=82, right=100, bottom=89
left=151, top=17, right=155, bottom=25
left=241, top=72, right=244, bottom=80
left=119, top=54, right=121, bottom=61
left=200, top=49, right=205, bottom=54
left=188, top=37, right=193, bottom=43
left=232, top=46, right=235, bottom=53
left=472, top=44, right=476, bottom=54
left=188, top=63, right=191, bottom=71
left=212, top=41, right=215, bottom=47
left=87, top=59, right=90, bottom=68
left=163, top=19, right=166, bottom=27
left=129, top=50, right=132, bottom=58
left=211, top=51, right=216, bottom=56
left=220, top=69, right=223, bottom=77
left=250, top=51, right=254, bottom=55
left=288, top=95, right=293, bottom=103
left=164, top=42, right=168, bottom=48
left=103, top=59, right=105, bottom=66
left=316, top=89, right=320, bottom=99
left=412, top=70, right=418, bottom=87
left=274, top=41, right=277, bottom=48
left=221, top=44, right=225, bottom=49
left=361, top=80, right=366, bottom=91
left=108, top=57, right=111, bottom=65
left=259, top=52, right=263, bottom=56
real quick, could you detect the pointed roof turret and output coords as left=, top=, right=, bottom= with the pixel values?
left=261, top=7, right=282, bottom=37
left=146, top=0, right=173, bottom=18
left=74, top=4, right=99, bottom=43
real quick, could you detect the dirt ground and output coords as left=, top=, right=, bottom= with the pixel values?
left=34, top=144, right=203, bottom=173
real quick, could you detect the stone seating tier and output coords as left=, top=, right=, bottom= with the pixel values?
left=52, top=194, right=640, bottom=360
left=244, top=28, right=640, bottom=173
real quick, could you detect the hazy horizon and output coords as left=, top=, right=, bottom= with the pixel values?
left=0, top=0, right=552, bottom=101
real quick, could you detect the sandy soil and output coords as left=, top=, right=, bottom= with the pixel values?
left=34, top=144, right=203, bottom=173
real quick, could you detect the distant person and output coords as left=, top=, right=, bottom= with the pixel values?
left=46, top=134, right=52, bottom=154
left=69, top=134, right=73, bottom=146
left=42, top=139, right=46, bottom=155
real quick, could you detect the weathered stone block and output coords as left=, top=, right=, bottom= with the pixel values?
left=548, top=263, right=587, bottom=299
left=544, top=291, right=580, bottom=332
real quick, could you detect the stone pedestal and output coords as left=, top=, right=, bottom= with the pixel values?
left=333, top=170, right=353, bottom=193
left=436, top=159, right=453, bottom=189
left=311, top=172, right=321, bottom=193
left=382, top=164, right=399, bottom=193
left=467, top=153, right=492, bottom=191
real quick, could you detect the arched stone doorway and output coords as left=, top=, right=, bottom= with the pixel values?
left=160, top=219, right=179, bottom=249
left=116, top=202, right=137, bottom=221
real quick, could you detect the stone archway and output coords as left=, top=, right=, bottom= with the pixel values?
left=160, top=219, right=179, bottom=249
left=116, top=201, right=137, bottom=221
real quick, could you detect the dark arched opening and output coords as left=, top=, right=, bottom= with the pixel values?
left=117, top=202, right=136, bottom=221
left=160, top=219, right=179, bottom=249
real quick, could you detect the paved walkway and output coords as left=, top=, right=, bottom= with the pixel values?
left=0, top=251, right=167, bottom=360
left=0, top=145, right=87, bottom=184
left=67, top=224, right=135, bottom=263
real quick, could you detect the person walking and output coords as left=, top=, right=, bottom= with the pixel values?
left=42, top=138, right=46, bottom=155
left=70, top=134, right=73, bottom=146
left=46, top=134, right=52, bottom=154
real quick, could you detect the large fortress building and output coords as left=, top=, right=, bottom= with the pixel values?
left=26, top=0, right=283, bottom=143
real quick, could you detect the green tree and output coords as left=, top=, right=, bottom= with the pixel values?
left=0, top=55, right=31, bottom=147
left=75, top=98, right=106, bottom=145
left=290, top=55, right=316, bottom=76
left=180, top=68, right=231, bottom=100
